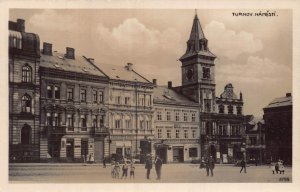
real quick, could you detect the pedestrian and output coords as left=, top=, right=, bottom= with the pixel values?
left=103, top=156, right=106, bottom=168
left=130, top=161, right=135, bottom=179
left=271, top=161, right=276, bottom=174
left=278, top=160, right=285, bottom=174
left=154, top=155, right=163, bottom=180
left=111, top=160, right=116, bottom=178
left=114, top=161, right=120, bottom=179
left=145, top=154, right=153, bottom=179
left=121, top=161, right=129, bottom=179
left=275, top=161, right=279, bottom=174
left=240, top=159, right=246, bottom=173
left=205, top=156, right=215, bottom=177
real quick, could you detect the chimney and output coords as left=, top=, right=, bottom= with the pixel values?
left=65, top=47, right=75, bottom=59
left=152, top=79, right=157, bottom=85
left=240, top=92, right=243, bottom=101
left=125, top=63, right=133, bottom=71
left=42, top=42, right=53, bottom=56
left=168, top=81, right=172, bottom=89
left=286, top=93, right=291, bottom=97
left=17, top=19, right=25, bottom=32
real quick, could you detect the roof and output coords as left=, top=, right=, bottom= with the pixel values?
left=189, top=14, right=205, bottom=41
left=247, top=116, right=264, bottom=132
left=264, top=95, right=292, bottom=109
left=153, top=86, right=199, bottom=106
left=95, top=63, right=151, bottom=83
left=40, top=52, right=107, bottom=77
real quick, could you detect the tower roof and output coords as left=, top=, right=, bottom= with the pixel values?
left=180, top=12, right=215, bottom=61
left=188, top=13, right=206, bottom=42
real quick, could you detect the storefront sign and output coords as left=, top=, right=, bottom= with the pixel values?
left=228, top=148, right=233, bottom=157
left=216, top=152, right=220, bottom=159
left=223, top=154, right=228, bottom=163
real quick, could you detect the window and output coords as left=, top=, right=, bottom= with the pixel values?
left=250, top=137, right=257, bottom=145
left=167, top=130, right=172, bottom=138
left=203, top=67, right=210, bottom=79
left=176, top=130, right=180, bottom=138
left=53, top=113, right=59, bottom=127
left=21, top=94, right=31, bottom=113
left=219, top=105, right=224, bottom=114
left=22, top=65, right=32, bottom=83
left=54, top=86, right=60, bottom=99
left=204, top=99, right=211, bottom=112
left=46, top=113, right=52, bottom=126
left=140, top=120, right=144, bottom=129
left=157, top=111, right=162, bottom=120
left=189, top=148, right=198, bottom=157
left=157, top=129, right=162, bottom=138
left=80, top=89, right=87, bottom=102
left=81, top=115, right=87, bottom=128
left=47, top=85, right=53, bottom=98
left=93, top=90, right=98, bottom=103
left=139, top=97, right=145, bottom=106
left=166, top=111, right=171, bottom=121
left=93, top=116, right=98, bottom=128
left=183, top=113, right=188, bottom=122
left=125, top=119, right=130, bottom=129
left=67, top=88, right=74, bottom=100
left=115, top=119, right=121, bottom=129
left=125, top=97, right=130, bottom=105
left=184, top=130, right=188, bottom=138
left=100, top=115, right=104, bottom=127
left=146, top=96, right=151, bottom=106
left=175, top=112, right=180, bottom=121
left=228, top=105, right=233, bottom=114
left=146, top=120, right=150, bottom=130
left=191, top=113, right=196, bottom=122
left=116, top=96, right=121, bottom=104
left=67, top=114, right=74, bottom=131
left=192, top=130, right=196, bottom=138
left=99, top=91, right=104, bottom=103
left=237, top=106, right=242, bottom=115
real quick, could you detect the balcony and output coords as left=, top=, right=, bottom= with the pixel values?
left=91, top=127, right=109, bottom=136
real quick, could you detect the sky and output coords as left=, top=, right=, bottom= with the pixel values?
left=9, top=9, right=292, bottom=117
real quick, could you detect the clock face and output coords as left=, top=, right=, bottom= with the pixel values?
left=186, top=69, right=194, bottom=80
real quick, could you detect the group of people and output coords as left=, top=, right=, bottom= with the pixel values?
left=145, top=154, right=163, bottom=180
left=111, top=159, right=136, bottom=179
left=271, top=160, right=285, bottom=174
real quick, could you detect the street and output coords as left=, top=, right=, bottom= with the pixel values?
left=9, top=163, right=291, bottom=183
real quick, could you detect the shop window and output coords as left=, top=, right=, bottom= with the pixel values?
left=189, top=148, right=198, bottom=157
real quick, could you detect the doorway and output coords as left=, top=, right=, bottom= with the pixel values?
left=173, top=146, right=184, bottom=162
left=66, top=139, right=74, bottom=159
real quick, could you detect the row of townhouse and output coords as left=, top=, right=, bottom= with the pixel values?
left=9, top=13, right=248, bottom=164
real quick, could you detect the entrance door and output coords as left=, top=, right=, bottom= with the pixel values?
left=156, top=147, right=167, bottom=163
left=81, top=139, right=88, bottom=159
left=66, top=139, right=74, bottom=159
left=173, top=147, right=184, bottom=162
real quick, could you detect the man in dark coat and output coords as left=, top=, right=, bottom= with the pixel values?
left=145, top=154, right=152, bottom=179
left=154, top=155, right=163, bottom=180
left=240, top=158, right=246, bottom=173
left=206, top=156, right=215, bottom=176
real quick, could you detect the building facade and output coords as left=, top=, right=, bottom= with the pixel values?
left=153, top=82, right=200, bottom=163
left=263, top=93, right=292, bottom=165
left=174, top=13, right=246, bottom=164
left=9, top=19, right=41, bottom=162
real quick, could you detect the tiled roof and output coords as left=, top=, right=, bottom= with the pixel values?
left=153, top=86, right=198, bottom=106
left=264, top=95, right=292, bottom=109
left=40, top=52, right=107, bottom=77
left=96, top=63, right=151, bottom=83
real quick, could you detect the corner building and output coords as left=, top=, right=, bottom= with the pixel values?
left=174, top=13, right=246, bottom=164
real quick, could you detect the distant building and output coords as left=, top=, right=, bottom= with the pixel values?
left=263, top=93, right=292, bottom=165
left=153, top=81, right=200, bottom=163
left=245, top=116, right=266, bottom=164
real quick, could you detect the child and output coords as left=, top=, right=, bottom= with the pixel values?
left=130, top=161, right=136, bottom=179
left=114, top=162, right=120, bottom=179
left=271, top=161, right=276, bottom=174
left=278, top=160, right=285, bottom=174
left=122, top=161, right=128, bottom=179
left=111, top=160, right=116, bottom=178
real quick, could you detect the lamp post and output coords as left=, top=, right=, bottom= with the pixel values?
left=135, top=79, right=138, bottom=157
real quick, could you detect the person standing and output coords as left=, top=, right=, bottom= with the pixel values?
left=154, top=155, right=163, bottom=180
left=240, top=159, right=246, bottom=173
left=103, top=157, right=106, bottom=168
left=206, top=156, right=215, bottom=177
left=130, top=161, right=135, bottom=179
left=145, top=154, right=153, bottom=179
left=121, top=161, right=129, bottom=179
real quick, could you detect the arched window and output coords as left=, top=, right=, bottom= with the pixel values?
left=21, top=94, right=31, bottom=113
left=22, top=65, right=32, bottom=83
left=219, top=105, right=224, bottom=114
left=21, top=124, right=31, bottom=145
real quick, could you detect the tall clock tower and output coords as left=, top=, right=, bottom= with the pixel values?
left=180, top=13, right=217, bottom=113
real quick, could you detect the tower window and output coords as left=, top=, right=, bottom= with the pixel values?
left=203, top=67, right=210, bottom=79
left=204, top=99, right=211, bottom=112
left=228, top=105, right=233, bottom=114
left=237, top=106, right=242, bottom=115
left=54, top=86, right=60, bottom=99
left=219, top=105, right=224, bottom=114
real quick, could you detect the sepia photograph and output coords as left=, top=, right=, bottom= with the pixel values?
left=1, top=0, right=300, bottom=192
